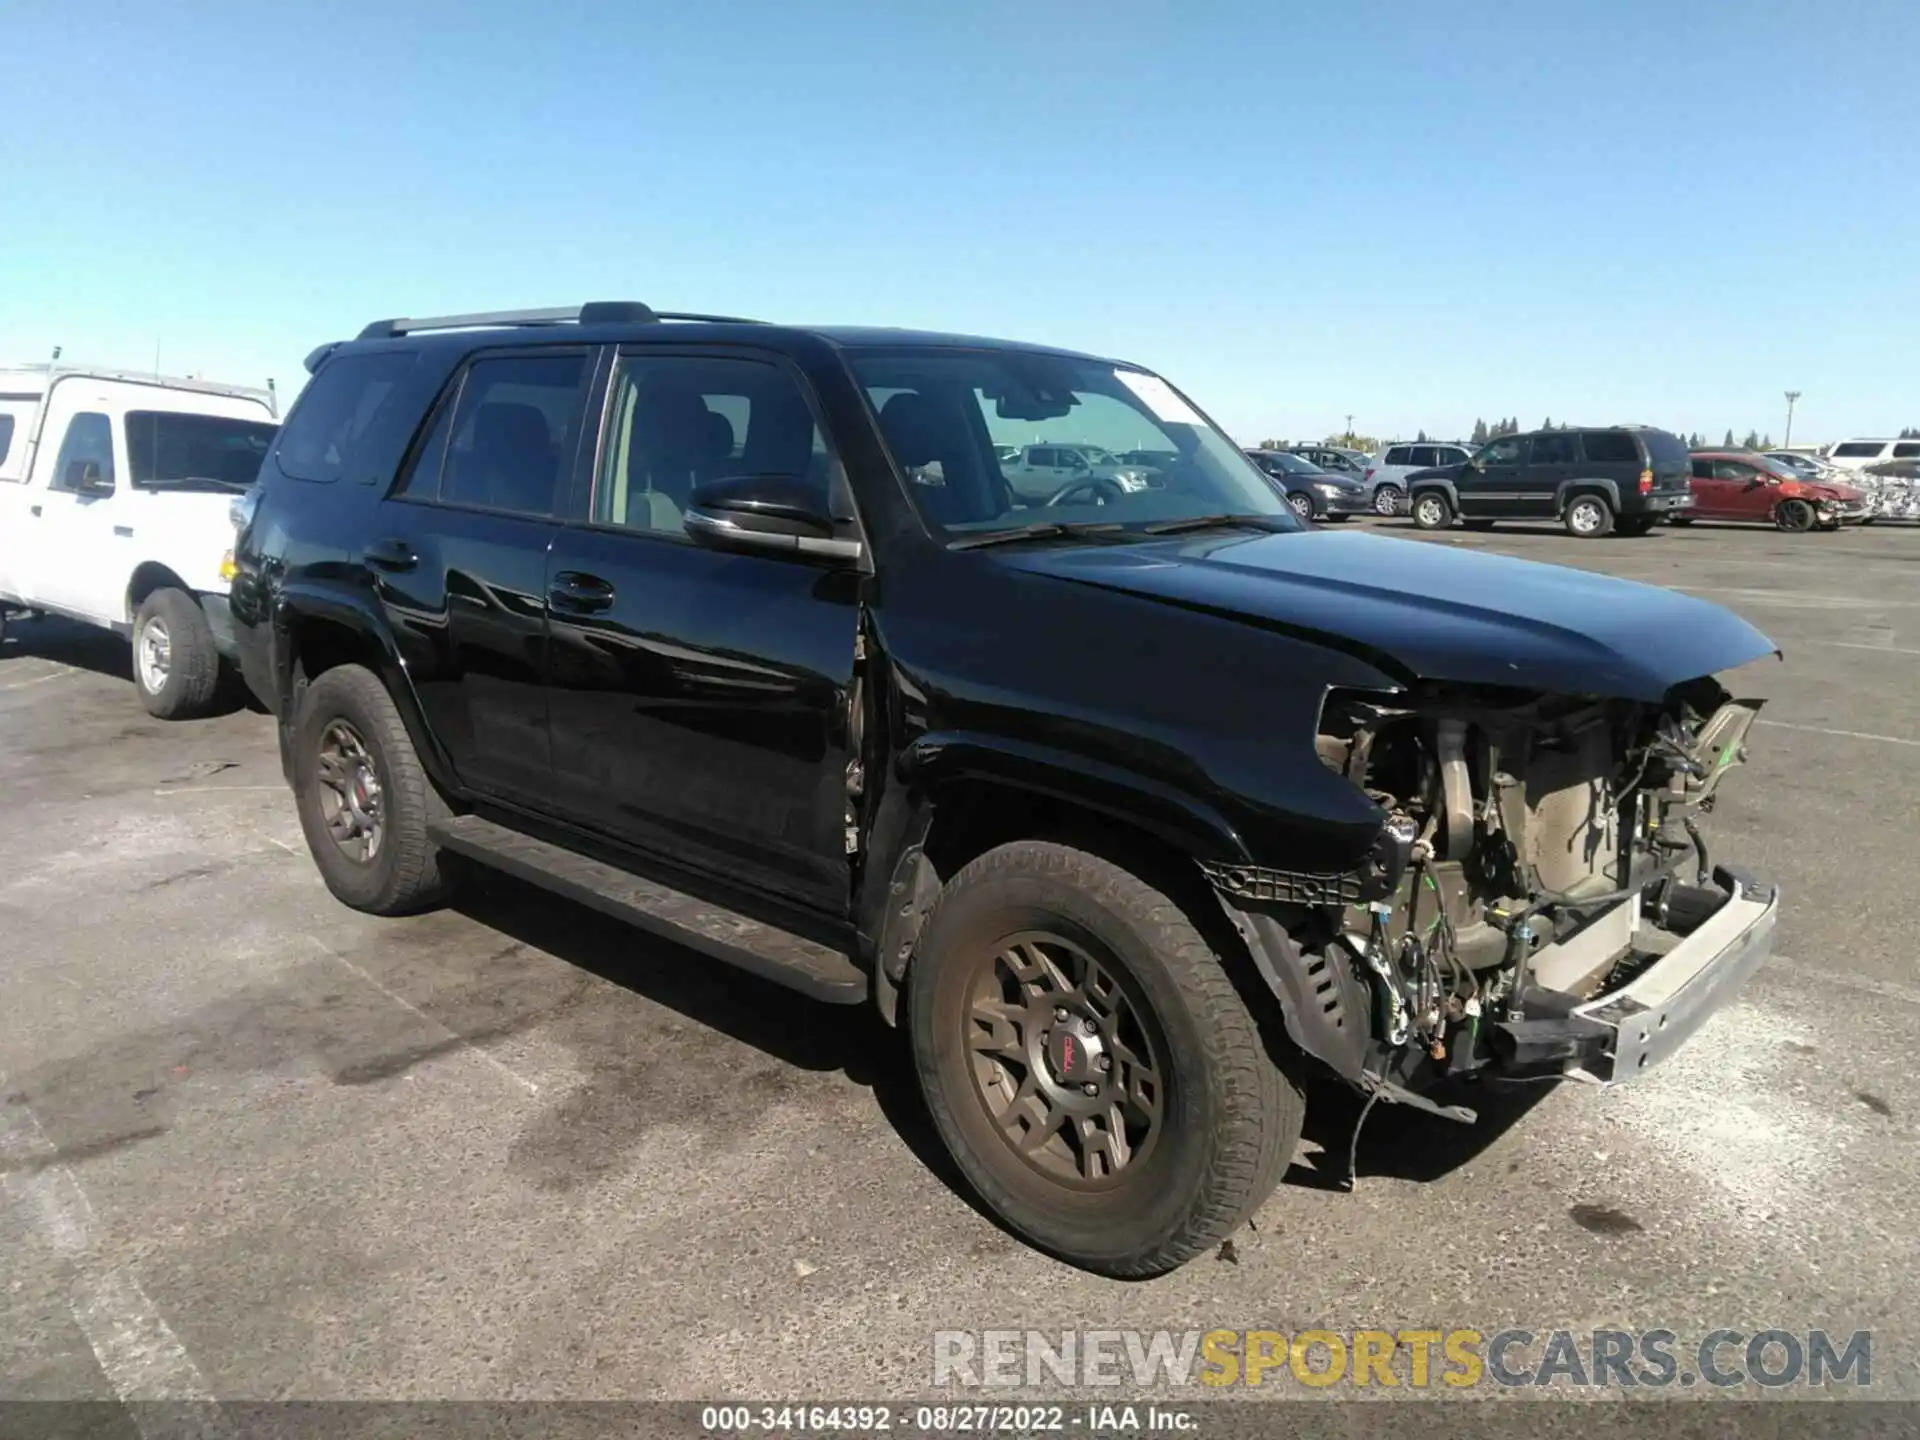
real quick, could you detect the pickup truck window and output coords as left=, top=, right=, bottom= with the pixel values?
left=49, top=412, right=115, bottom=494
left=592, top=354, right=832, bottom=537
left=278, top=351, right=416, bottom=483
left=124, top=411, right=277, bottom=491
left=439, top=353, right=589, bottom=517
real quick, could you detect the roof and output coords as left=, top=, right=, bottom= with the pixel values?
left=313, top=303, right=1114, bottom=371
left=0, top=363, right=275, bottom=409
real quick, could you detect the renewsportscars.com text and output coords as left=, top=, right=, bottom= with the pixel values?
left=932, top=1328, right=1871, bottom=1390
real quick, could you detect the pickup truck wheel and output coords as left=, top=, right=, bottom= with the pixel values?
left=1774, top=499, right=1816, bottom=533
left=908, top=840, right=1304, bottom=1277
left=1411, top=492, right=1453, bottom=530
left=293, top=664, right=457, bottom=915
left=132, top=589, right=221, bottom=719
left=1563, top=494, right=1614, bottom=538
left=1372, top=484, right=1404, bottom=516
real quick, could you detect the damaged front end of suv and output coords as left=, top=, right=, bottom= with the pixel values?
left=1206, top=669, right=1779, bottom=1137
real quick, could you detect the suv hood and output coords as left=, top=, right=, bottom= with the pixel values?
left=999, top=529, right=1777, bottom=702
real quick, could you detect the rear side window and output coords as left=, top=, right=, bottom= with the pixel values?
left=1434, top=447, right=1468, bottom=465
left=1640, top=431, right=1690, bottom=466
left=1832, top=442, right=1885, bottom=458
left=1893, top=442, right=1920, bottom=459
left=277, top=351, right=416, bottom=483
left=439, top=352, right=590, bottom=516
left=1407, top=445, right=1438, bottom=467
left=49, top=412, right=115, bottom=493
left=1384, top=445, right=1414, bottom=465
left=1580, top=432, right=1640, bottom=465
left=1531, top=433, right=1578, bottom=464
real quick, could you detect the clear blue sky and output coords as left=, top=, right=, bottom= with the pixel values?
left=2, top=0, right=1913, bottom=446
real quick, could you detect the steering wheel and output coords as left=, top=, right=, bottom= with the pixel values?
left=1045, top=476, right=1127, bottom=507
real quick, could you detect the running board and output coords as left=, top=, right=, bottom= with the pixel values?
left=429, top=814, right=868, bottom=1004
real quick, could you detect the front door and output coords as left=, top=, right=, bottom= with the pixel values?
left=1712, top=459, right=1774, bottom=521
left=543, top=347, right=861, bottom=914
left=26, top=407, right=124, bottom=623
left=1462, top=435, right=1526, bottom=517
left=369, top=346, right=596, bottom=808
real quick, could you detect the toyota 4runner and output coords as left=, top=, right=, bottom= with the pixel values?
left=232, top=304, right=1781, bottom=1277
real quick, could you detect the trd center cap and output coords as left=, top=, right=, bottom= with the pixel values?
left=1047, top=1025, right=1105, bottom=1086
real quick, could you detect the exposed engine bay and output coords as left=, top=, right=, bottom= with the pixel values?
left=1298, top=675, right=1764, bottom=1089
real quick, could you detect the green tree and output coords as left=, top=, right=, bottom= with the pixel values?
left=1723, top=429, right=1735, bottom=447
left=1741, top=430, right=1761, bottom=449
left=1471, top=418, right=1489, bottom=444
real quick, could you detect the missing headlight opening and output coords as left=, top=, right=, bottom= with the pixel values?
left=1219, top=673, right=1776, bottom=1145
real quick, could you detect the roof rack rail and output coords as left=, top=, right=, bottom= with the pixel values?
left=353, top=302, right=765, bottom=341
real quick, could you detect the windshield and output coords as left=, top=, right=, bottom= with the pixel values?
left=851, top=349, right=1300, bottom=538
left=125, top=410, right=278, bottom=489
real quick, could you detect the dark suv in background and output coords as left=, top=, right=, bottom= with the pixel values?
left=1406, top=425, right=1694, bottom=537
left=229, top=304, right=1779, bottom=1277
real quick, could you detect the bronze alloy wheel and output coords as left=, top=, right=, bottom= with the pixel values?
left=962, top=930, right=1166, bottom=1190
left=314, top=718, right=384, bottom=864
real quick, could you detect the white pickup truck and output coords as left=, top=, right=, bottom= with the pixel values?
left=0, top=365, right=279, bottom=717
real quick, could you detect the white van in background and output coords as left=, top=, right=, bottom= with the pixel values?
left=1823, top=437, right=1920, bottom=471
left=0, top=365, right=278, bottom=717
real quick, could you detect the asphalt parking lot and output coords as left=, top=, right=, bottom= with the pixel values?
left=3, top=517, right=1918, bottom=1407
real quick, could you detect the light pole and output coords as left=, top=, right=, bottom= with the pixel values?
left=1344, top=413, right=1354, bottom=444
left=1784, top=391, right=1801, bottom=449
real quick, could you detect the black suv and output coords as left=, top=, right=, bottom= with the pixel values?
left=1405, top=426, right=1695, bottom=537
left=232, top=304, right=1781, bottom=1276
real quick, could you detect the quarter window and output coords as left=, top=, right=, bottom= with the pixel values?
left=276, top=351, right=416, bottom=483
left=592, top=353, right=835, bottom=538
left=49, top=412, right=115, bottom=493
left=439, top=352, right=590, bottom=516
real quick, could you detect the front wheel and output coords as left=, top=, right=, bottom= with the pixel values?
left=293, top=663, right=459, bottom=915
left=1372, top=484, right=1404, bottom=517
left=1286, top=491, right=1316, bottom=522
left=1411, top=491, right=1453, bottom=530
left=1775, top=499, right=1816, bottom=533
left=132, top=589, right=223, bottom=719
left=908, top=841, right=1304, bottom=1278
left=1563, top=494, right=1615, bottom=538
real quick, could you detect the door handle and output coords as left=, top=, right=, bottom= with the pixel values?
left=549, top=571, right=615, bottom=613
left=362, top=537, right=417, bottom=572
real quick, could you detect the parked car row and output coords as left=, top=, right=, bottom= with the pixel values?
left=2, top=305, right=1786, bottom=1279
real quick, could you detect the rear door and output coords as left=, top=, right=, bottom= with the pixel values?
left=542, top=345, right=862, bottom=914
left=1688, top=457, right=1729, bottom=517
left=1518, top=431, right=1574, bottom=519
left=368, top=346, right=595, bottom=809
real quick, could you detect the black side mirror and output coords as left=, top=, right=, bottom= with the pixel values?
left=684, top=474, right=863, bottom=563
left=66, top=459, right=112, bottom=495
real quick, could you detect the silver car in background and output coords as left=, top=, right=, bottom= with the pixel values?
left=1362, top=441, right=1473, bottom=515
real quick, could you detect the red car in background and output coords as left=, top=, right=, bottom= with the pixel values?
left=1676, top=450, right=1867, bottom=531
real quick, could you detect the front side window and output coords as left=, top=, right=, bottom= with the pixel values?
left=50, top=412, right=115, bottom=493
left=124, top=411, right=277, bottom=491
left=852, top=349, right=1298, bottom=536
left=1713, top=461, right=1758, bottom=482
left=276, top=351, right=417, bottom=483
left=1476, top=436, right=1523, bottom=467
left=439, top=352, right=589, bottom=516
left=593, top=352, right=834, bottom=537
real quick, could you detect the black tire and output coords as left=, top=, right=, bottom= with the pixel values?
left=1461, top=518, right=1497, bottom=531
left=908, top=840, right=1304, bottom=1278
left=1563, top=493, right=1614, bottom=538
left=1775, top=499, right=1816, bottom=533
left=1667, top=516, right=1694, bottom=526
left=132, top=589, right=222, bottom=719
left=1615, top=516, right=1658, bottom=537
left=1372, top=484, right=1404, bottom=517
left=292, top=663, right=458, bottom=915
left=1410, top=491, right=1453, bottom=530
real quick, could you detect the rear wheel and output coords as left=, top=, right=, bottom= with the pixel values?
left=1775, top=499, right=1816, bottom=533
left=1411, top=491, right=1453, bottom=530
left=1563, top=494, right=1614, bottom=538
left=908, top=840, right=1304, bottom=1278
left=132, top=589, right=222, bottom=719
left=293, top=663, right=459, bottom=915
left=1372, top=484, right=1404, bottom=517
